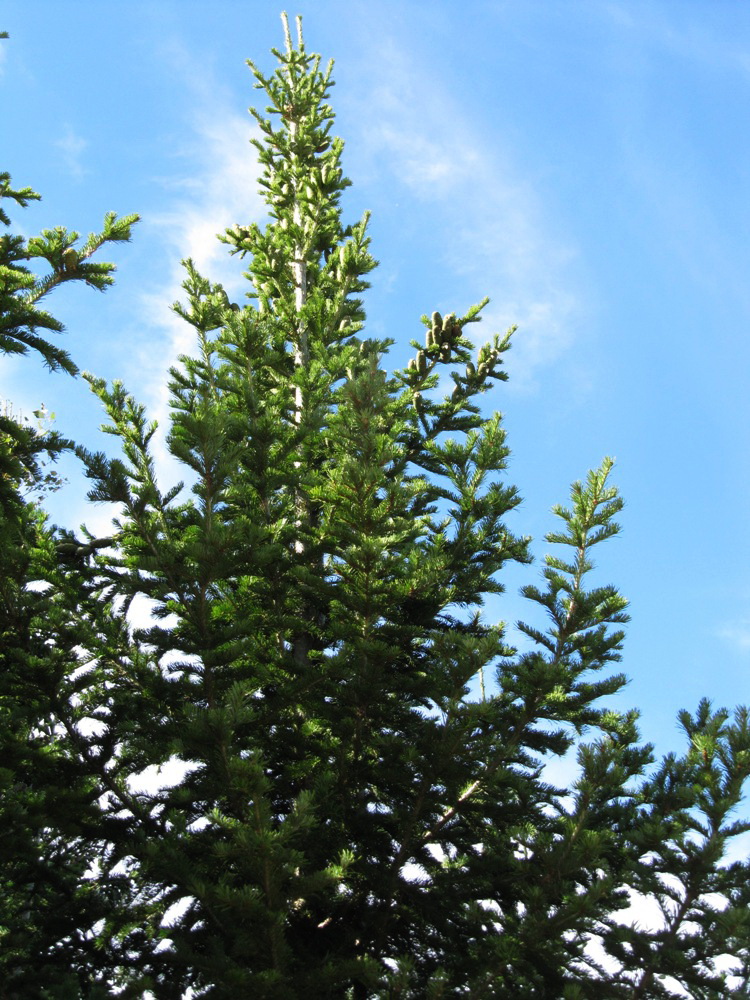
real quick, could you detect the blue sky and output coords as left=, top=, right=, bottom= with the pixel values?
left=3, top=0, right=750, bottom=762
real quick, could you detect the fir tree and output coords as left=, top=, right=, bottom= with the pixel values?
left=3, top=18, right=750, bottom=998
left=0, top=32, right=139, bottom=991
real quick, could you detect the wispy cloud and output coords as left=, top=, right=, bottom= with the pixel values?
left=123, top=41, right=266, bottom=481
left=55, top=125, right=88, bottom=179
left=605, top=0, right=750, bottom=78
left=348, top=36, right=581, bottom=390
left=148, top=107, right=264, bottom=285
left=717, top=618, right=750, bottom=653
left=120, top=22, right=581, bottom=493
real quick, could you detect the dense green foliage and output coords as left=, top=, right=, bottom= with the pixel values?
left=2, top=19, right=750, bottom=998
left=0, top=61, right=138, bottom=993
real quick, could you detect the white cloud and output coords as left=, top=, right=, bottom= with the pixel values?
left=717, top=618, right=750, bottom=653
left=605, top=0, right=750, bottom=79
left=128, top=757, right=200, bottom=796
left=348, top=36, right=581, bottom=390
left=55, top=125, right=88, bottom=179
left=123, top=44, right=266, bottom=482
left=111, top=22, right=582, bottom=497
left=0, top=108, right=253, bottom=524
left=480, top=295, right=579, bottom=394
left=149, top=106, right=264, bottom=283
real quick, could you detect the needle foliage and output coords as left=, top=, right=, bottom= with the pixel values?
left=1, top=19, right=749, bottom=999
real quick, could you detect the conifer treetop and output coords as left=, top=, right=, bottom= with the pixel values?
left=2, top=19, right=747, bottom=999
